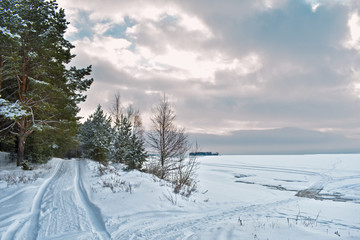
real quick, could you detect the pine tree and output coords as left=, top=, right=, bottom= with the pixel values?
left=110, top=112, right=147, bottom=170
left=111, top=113, right=132, bottom=164
left=110, top=116, right=123, bottom=163
left=120, top=114, right=147, bottom=170
left=0, top=0, right=93, bottom=165
left=81, top=105, right=112, bottom=164
left=123, top=106, right=147, bottom=170
left=107, top=93, right=147, bottom=169
left=126, top=133, right=147, bottom=170
left=119, top=114, right=132, bottom=164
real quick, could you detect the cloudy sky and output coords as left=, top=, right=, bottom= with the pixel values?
left=57, top=0, right=360, bottom=152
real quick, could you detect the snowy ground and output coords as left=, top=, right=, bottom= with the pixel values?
left=0, top=154, right=359, bottom=239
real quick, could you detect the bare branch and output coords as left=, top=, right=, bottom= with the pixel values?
left=0, top=121, right=16, bottom=133
left=109, top=91, right=122, bottom=123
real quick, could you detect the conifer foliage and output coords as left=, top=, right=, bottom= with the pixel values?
left=81, top=104, right=147, bottom=170
left=112, top=113, right=147, bottom=170
left=0, top=0, right=93, bottom=165
left=81, top=105, right=112, bottom=164
left=116, top=114, right=132, bottom=164
left=126, top=133, right=147, bottom=170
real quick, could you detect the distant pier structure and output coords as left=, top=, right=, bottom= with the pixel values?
left=189, top=152, right=219, bottom=156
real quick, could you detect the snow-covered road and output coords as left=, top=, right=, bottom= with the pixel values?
left=1, top=160, right=110, bottom=240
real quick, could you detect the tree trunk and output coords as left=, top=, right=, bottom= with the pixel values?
left=17, top=137, right=25, bottom=166
left=15, top=56, right=30, bottom=166
left=17, top=119, right=26, bottom=166
left=0, top=55, right=3, bottom=91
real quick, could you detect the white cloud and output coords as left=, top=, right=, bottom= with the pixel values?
left=93, top=22, right=114, bottom=35
left=65, top=24, right=78, bottom=37
left=312, top=3, right=321, bottom=12
left=178, top=13, right=213, bottom=38
left=345, top=12, right=360, bottom=50
left=72, top=36, right=140, bottom=79
left=130, top=45, right=263, bottom=82
left=226, top=54, right=263, bottom=76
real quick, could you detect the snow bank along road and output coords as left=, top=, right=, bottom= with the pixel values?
left=0, top=159, right=110, bottom=240
left=0, top=154, right=359, bottom=240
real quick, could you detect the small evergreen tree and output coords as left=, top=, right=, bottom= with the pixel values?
left=110, top=116, right=123, bottom=163
left=126, top=133, right=147, bottom=170
left=111, top=113, right=147, bottom=170
left=108, top=93, right=147, bottom=170
left=81, top=105, right=112, bottom=164
left=118, top=114, right=132, bottom=163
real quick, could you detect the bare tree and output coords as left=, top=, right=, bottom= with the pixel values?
left=147, top=93, right=199, bottom=195
left=109, top=92, right=145, bottom=140
left=172, top=142, right=199, bottom=196
left=147, top=94, right=189, bottom=179
left=109, top=91, right=122, bottom=124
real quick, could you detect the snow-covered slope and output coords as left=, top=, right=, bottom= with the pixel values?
left=0, top=155, right=359, bottom=239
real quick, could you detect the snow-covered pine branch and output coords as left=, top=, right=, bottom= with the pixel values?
left=0, top=99, right=30, bottom=120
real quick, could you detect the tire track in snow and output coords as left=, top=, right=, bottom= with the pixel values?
left=74, top=160, right=111, bottom=240
left=1, top=159, right=63, bottom=240
left=111, top=198, right=300, bottom=240
left=114, top=195, right=360, bottom=240
left=0, top=185, right=37, bottom=205
left=2, top=159, right=110, bottom=240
